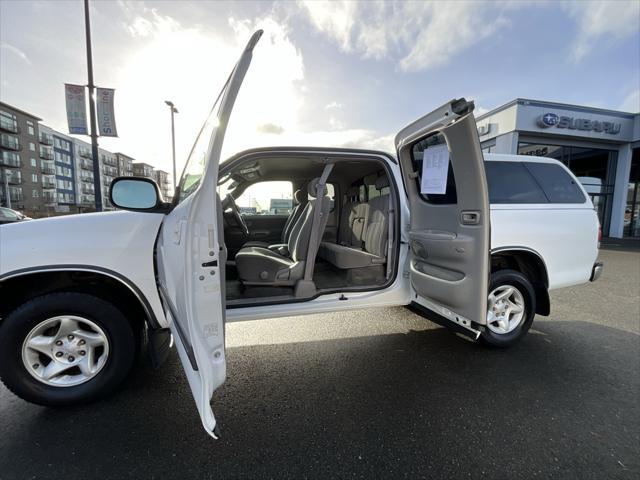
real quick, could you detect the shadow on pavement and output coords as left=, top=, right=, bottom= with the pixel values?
left=1, top=320, right=638, bottom=479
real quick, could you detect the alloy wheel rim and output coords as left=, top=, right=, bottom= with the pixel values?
left=21, top=315, right=110, bottom=387
left=486, top=284, right=526, bottom=335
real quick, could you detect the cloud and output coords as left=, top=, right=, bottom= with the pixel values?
left=0, top=42, right=32, bottom=65
left=257, top=123, right=285, bottom=134
left=563, top=0, right=640, bottom=62
left=324, top=101, right=343, bottom=109
left=298, top=1, right=509, bottom=71
left=619, top=88, right=640, bottom=113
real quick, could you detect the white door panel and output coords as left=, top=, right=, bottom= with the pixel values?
left=156, top=30, right=262, bottom=438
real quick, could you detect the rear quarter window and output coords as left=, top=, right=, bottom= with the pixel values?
left=524, top=162, right=587, bottom=204
left=485, top=162, right=548, bottom=204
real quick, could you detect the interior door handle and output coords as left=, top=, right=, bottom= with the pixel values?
left=460, top=211, right=480, bottom=225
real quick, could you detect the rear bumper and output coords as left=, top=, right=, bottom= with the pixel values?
left=590, top=262, right=603, bottom=282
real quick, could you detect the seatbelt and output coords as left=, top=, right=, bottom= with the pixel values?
left=386, top=190, right=394, bottom=279
left=303, top=163, right=334, bottom=281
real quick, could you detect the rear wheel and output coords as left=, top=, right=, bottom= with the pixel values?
left=0, top=292, right=136, bottom=406
left=480, top=269, right=536, bottom=347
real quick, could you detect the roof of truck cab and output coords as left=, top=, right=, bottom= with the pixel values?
left=483, top=153, right=563, bottom=165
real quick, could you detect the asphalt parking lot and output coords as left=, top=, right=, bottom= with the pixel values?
left=1, top=248, right=638, bottom=480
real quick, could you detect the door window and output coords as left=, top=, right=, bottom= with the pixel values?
left=235, top=181, right=292, bottom=215
left=177, top=77, right=230, bottom=204
left=410, top=133, right=457, bottom=204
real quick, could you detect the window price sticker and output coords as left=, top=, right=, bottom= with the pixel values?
left=421, top=144, right=449, bottom=194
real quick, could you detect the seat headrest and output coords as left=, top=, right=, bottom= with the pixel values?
left=293, top=189, right=305, bottom=204
left=375, top=176, right=390, bottom=190
left=307, top=178, right=328, bottom=198
left=363, top=175, right=377, bottom=186
left=347, top=186, right=359, bottom=198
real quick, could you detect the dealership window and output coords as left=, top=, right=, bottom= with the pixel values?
left=518, top=142, right=617, bottom=235
left=624, top=149, right=640, bottom=238
left=235, top=181, right=293, bottom=215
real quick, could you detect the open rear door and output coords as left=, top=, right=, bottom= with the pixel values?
left=395, top=99, right=490, bottom=335
left=155, top=31, right=262, bottom=438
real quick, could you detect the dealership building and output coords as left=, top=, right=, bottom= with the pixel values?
left=476, top=98, right=639, bottom=238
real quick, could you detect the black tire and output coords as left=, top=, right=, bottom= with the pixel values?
left=480, top=269, right=536, bottom=348
left=0, top=292, right=136, bottom=406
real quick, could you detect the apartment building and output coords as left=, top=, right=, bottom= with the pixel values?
left=39, top=125, right=75, bottom=212
left=116, top=152, right=134, bottom=177
left=154, top=169, right=173, bottom=201
left=0, top=102, right=46, bottom=215
left=2, top=101, right=178, bottom=216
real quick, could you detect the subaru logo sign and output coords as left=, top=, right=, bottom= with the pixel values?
left=536, top=111, right=621, bottom=135
left=538, top=113, right=559, bottom=128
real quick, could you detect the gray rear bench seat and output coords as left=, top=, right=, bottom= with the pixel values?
left=318, top=176, right=390, bottom=269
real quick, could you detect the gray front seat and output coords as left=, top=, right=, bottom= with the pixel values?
left=242, top=186, right=308, bottom=253
left=235, top=178, right=331, bottom=286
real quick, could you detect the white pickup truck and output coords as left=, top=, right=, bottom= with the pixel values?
left=0, top=31, right=601, bottom=438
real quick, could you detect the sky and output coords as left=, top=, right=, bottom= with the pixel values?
left=1, top=0, right=639, bottom=182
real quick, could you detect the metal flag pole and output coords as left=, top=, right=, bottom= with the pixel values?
left=83, top=0, right=102, bottom=211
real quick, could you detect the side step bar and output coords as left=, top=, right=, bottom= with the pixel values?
left=407, top=302, right=482, bottom=341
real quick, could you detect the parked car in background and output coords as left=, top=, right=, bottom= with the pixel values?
left=0, top=207, right=31, bottom=225
left=0, top=30, right=602, bottom=439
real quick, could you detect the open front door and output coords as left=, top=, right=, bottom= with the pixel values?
left=155, top=31, right=262, bottom=438
left=396, top=99, right=490, bottom=334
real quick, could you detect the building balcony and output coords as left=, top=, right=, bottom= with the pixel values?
left=80, top=195, right=95, bottom=205
left=80, top=159, right=94, bottom=170
left=0, top=118, right=18, bottom=134
left=0, top=152, right=21, bottom=168
left=0, top=170, right=22, bottom=185
left=39, top=133, right=54, bottom=145
left=0, top=187, right=23, bottom=202
left=0, top=134, right=20, bottom=151
left=39, top=148, right=54, bottom=160
left=103, top=166, right=118, bottom=177
left=81, top=173, right=94, bottom=183
left=43, top=192, right=56, bottom=203
left=81, top=185, right=95, bottom=194
left=41, top=162, right=56, bottom=175
left=101, top=156, right=118, bottom=167
left=78, top=148, right=92, bottom=159
left=42, top=177, right=56, bottom=189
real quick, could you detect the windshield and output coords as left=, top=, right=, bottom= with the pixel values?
left=176, top=72, right=232, bottom=203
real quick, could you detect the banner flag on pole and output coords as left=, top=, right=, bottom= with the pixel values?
left=96, top=87, right=118, bottom=137
left=65, top=83, right=88, bottom=135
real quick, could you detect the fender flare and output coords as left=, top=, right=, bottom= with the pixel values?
left=0, top=264, right=161, bottom=329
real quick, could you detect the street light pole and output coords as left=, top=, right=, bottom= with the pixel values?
left=3, top=168, right=11, bottom=209
left=164, top=100, right=178, bottom=190
left=83, top=0, right=102, bottom=212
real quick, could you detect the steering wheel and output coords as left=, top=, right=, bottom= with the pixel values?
left=226, top=195, right=249, bottom=236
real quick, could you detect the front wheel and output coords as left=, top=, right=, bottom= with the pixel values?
left=480, top=269, right=536, bottom=348
left=0, top=292, right=136, bottom=406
